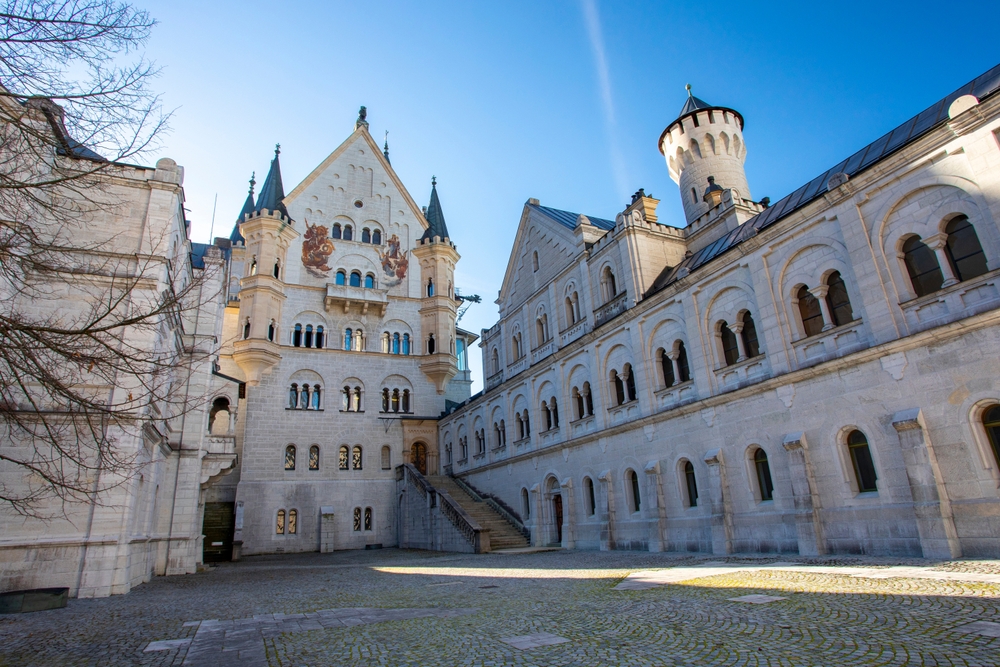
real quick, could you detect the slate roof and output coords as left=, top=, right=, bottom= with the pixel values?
left=230, top=177, right=255, bottom=244
left=529, top=203, right=615, bottom=231
left=420, top=179, right=450, bottom=241
left=254, top=147, right=289, bottom=219
left=644, top=62, right=1000, bottom=299
left=678, top=93, right=713, bottom=118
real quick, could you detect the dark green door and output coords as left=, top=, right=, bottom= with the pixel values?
left=203, top=502, right=235, bottom=562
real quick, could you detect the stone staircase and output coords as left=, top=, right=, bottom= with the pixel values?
left=427, top=476, right=530, bottom=551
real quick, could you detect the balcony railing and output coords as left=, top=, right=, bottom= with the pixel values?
left=593, top=292, right=629, bottom=328
left=324, top=283, right=389, bottom=316
left=531, top=339, right=555, bottom=365
left=559, top=317, right=587, bottom=346
left=486, top=369, right=504, bottom=391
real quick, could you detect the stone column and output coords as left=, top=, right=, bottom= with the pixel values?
left=559, top=477, right=576, bottom=549
left=809, top=285, right=835, bottom=331
left=643, top=461, right=668, bottom=552
left=924, top=233, right=959, bottom=288
left=530, top=483, right=543, bottom=547
left=730, top=323, right=748, bottom=362
left=891, top=409, right=961, bottom=558
left=782, top=433, right=825, bottom=556
left=597, top=470, right=616, bottom=551
left=703, top=449, right=732, bottom=555
left=667, top=349, right=681, bottom=387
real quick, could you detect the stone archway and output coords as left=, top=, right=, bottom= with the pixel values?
left=411, top=442, right=427, bottom=475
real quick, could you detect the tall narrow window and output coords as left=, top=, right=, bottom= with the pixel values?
left=243, top=319, right=250, bottom=339
left=343, top=225, right=353, bottom=241
left=350, top=271, right=362, bottom=287
left=364, top=274, right=375, bottom=288
left=311, top=386, right=321, bottom=410
left=316, top=326, right=324, bottom=349
left=660, top=348, right=675, bottom=387
left=983, top=405, right=1000, bottom=469
left=353, top=507, right=361, bottom=531
left=392, top=333, right=400, bottom=354
left=288, top=509, right=297, bottom=534
left=267, top=320, right=275, bottom=342
left=532, top=251, right=539, bottom=272
left=676, top=342, right=691, bottom=382
left=284, top=445, right=296, bottom=470
left=382, top=388, right=390, bottom=412
left=583, top=382, right=594, bottom=416
left=720, top=321, right=739, bottom=366
left=847, top=430, right=878, bottom=492
left=945, top=215, right=988, bottom=282
left=289, top=384, right=298, bottom=409
left=336, top=270, right=346, bottom=285
left=293, top=324, right=302, bottom=347
left=276, top=509, right=285, bottom=534
left=300, top=386, right=309, bottom=410
left=574, top=388, right=584, bottom=420
left=304, top=325, right=314, bottom=348
left=332, top=223, right=342, bottom=239
left=585, top=477, right=595, bottom=516
left=741, top=314, right=761, bottom=358
left=273, top=260, right=281, bottom=279
left=364, top=507, right=372, bottom=531
left=550, top=398, right=559, bottom=428
left=362, top=228, right=371, bottom=243
left=629, top=470, right=641, bottom=512
left=372, top=230, right=382, bottom=244
left=402, top=389, right=410, bottom=413
left=345, top=328, right=353, bottom=350
left=797, top=286, right=824, bottom=337
left=753, top=448, right=774, bottom=501
left=684, top=460, right=698, bottom=507
left=403, top=334, right=411, bottom=355
left=427, top=278, right=434, bottom=297
left=339, top=445, right=349, bottom=470
left=902, top=236, right=943, bottom=297
left=352, top=445, right=363, bottom=470
left=391, top=389, right=400, bottom=413
left=826, top=271, right=854, bottom=326
left=522, top=488, right=530, bottom=519
left=428, top=334, right=435, bottom=354
left=613, top=371, right=625, bottom=406
left=381, top=445, right=391, bottom=470
left=624, top=368, right=636, bottom=402
left=309, top=445, right=320, bottom=470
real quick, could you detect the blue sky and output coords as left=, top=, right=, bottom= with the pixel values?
left=135, top=0, right=998, bottom=390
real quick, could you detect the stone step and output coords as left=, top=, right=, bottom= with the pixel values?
left=425, top=476, right=529, bottom=551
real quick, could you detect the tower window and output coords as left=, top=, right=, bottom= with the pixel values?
left=691, top=188, right=697, bottom=204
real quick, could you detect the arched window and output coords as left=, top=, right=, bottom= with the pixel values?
left=364, top=274, right=375, bottom=289
left=332, top=223, right=342, bottom=239
left=797, top=286, right=824, bottom=337
left=336, top=270, right=346, bottom=285
left=492, top=348, right=499, bottom=373
left=584, top=476, right=595, bottom=516
left=427, top=278, right=434, bottom=297
left=532, top=250, right=539, bottom=272
left=249, top=256, right=257, bottom=275
left=267, top=320, right=275, bottom=342
left=427, top=334, right=436, bottom=354
left=293, top=324, right=302, bottom=347
left=372, top=229, right=382, bottom=245
left=676, top=342, right=691, bottom=382
left=353, top=387, right=362, bottom=411
left=339, top=445, right=349, bottom=470
left=309, top=445, right=320, bottom=470
left=273, top=259, right=281, bottom=279
left=521, top=487, right=530, bottom=519
left=344, top=328, right=353, bottom=350
left=353, top=507, right=361, bottom=531
left=310, top=385, right=321, bottom=409
left=352, top=445, right=363, bottom=470
left=391, top=388, right=400, bottom=413
left=288, top=509, right=297, bottom=534
left=612, top=370, right=625, bottom=406
left=381, top=445, right=391, bottom=470
left=826, top=271, right=854, bottom=326
left=573, top=387, right=584, bottom=420
left=903, top=235, right=943, bottom=297
left=276, top=509, right=286, bottom=534
left=402, top=333, right=410, bottom=355
left=660, top=348, right=674, bottom=387
left=362, top=228, right=371, bottom=243
left=304, top=324, right=314, bottom=348
left=684, top=460, right=698, bottom=507
left=353, top=329, right=364, bottom=351
left=350, top=271, right=362, bottom=287
left=847, top=430, right=878, bottom=492
left=402, top=389, right=410, bottom=413
left=583, top=382, right=594, bottom=416
left=720, top=321, right=739, bottom=366
left=983, top=405, right=1000, bottom=469
left=602, top=266, right=617, bottom=302
left=629, top=470, right=641, bottom=512
left=945, top=215, right=988, bottom=282
left=516, top=413, right=524, bottom=439
left=316, top=326, right=324, bottom=349
left=209, top=397, right=231, bottom=435
left=288, top=384, right=298, bottom=409
left=343, top=225, right=353, bottom=241
left=523, top=409, right=531, bottom=436
left=753, top=448, right=774, bottom=501
left=364, top=507, right=372, bottom=531
left=284, top=445, right=296, bottom=471
left=299, top=385, right=309, bottom=410
left=391, top=333, right=400, bottom=354
left=381, top=388, right=390, bottom=412
left=690, top=188, right=698, bottom=204
left=623, top=364, right=636, bottom=402
left=512, top=334, right=521, bottom=359
left=741, top=314, right=761, bottom=358
left=243, top=319, right=250, bottom=340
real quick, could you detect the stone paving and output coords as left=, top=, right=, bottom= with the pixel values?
left=1, top=548, right=1000, bottom=666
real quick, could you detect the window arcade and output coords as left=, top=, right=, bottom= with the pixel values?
left=275, top=509, right=297, bottom=534
left=341, top=385, right=363, bottom=412
left=381, top=387, right=412, bottom=413
left=288, top=383, right=322, bottom=410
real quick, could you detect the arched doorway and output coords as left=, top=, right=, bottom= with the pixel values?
left=553, top=494, right=563, bottom=544
left=411, top=442, right=427, bottom=474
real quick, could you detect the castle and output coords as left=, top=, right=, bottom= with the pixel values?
left=3, top=63, right=1000, bottom=598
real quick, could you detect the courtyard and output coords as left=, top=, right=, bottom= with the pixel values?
left=2, top=549, right=1000, bottom=666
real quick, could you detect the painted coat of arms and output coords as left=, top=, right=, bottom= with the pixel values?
left=379, top=234, right=408, bottom=287
left=301, top=218, right=335, bottom=278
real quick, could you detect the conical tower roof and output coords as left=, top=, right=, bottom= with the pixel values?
left=420, top=177, right=450, bottom=242
left=230, top=172, right=256, bottom=244
left=659, top=84, right=744, bottom=154
left=254, top=145, right=289, bottom=219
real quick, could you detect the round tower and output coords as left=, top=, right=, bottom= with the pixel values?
left=658, top=85, right=751, bottom=226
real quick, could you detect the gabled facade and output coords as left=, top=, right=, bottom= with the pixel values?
left=439, top=64, right=1000, bottom=558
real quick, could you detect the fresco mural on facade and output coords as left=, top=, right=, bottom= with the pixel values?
left=380, top=233, right=409, bottom=287
left=301, top=218, right=335, bottom=277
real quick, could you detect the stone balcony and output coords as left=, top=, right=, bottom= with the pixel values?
left=899, top=268, right=1000, bottom=334
left=559, top=318, right=587, bottom=347
left=200, top=434, right=237, bottom=489
left=507, top=356, right=528, bottom=377
left=324, top=283, right=389, bottom=317
left=486, top=369, right=504, bottom=391
left=593, top=292, right=628, bottom=328
left=531, top=339, right=555, bottom=365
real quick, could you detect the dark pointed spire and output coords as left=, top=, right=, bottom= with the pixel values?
left=383, top=130, right=390, bottom=164
left=677, top=83, right=712, bottom=117
left=230, top=172, right=256, bottom=244
left=420, top=176, right=450, bottom=242
left=253, top=144, right=289, bottom=219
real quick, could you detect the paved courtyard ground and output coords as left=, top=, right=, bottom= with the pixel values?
left=2, top=549, right=1000, bottom=666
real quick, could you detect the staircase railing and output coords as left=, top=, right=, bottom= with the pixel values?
left=399, top=463, right=488, bottom=553
left=450, top=475, right=531, bottom=542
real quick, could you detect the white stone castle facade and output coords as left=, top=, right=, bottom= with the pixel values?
left=439, top=66, right=1000, bottom=559
left=4, top=65, right=1000, bottom=599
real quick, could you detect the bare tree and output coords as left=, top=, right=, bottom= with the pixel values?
left=0, top=1, right=219, bottom=516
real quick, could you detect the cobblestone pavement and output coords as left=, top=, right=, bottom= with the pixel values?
left=2, top=549, right=1000, bottom=666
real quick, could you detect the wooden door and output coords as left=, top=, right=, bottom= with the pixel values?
left=553, top=494, right=563, bottom=544
left=412, top=442, right=427, bottom=474
left=202, top=502, right=235, bottom=563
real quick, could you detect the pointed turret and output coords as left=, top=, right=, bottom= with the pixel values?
left=420, top=177, right=450, bottom=242
left=230, top=172, right=256, bottom=245
left=383, top=131, right=390, bottom=165
left=253, top=145, right=289, bottom=219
